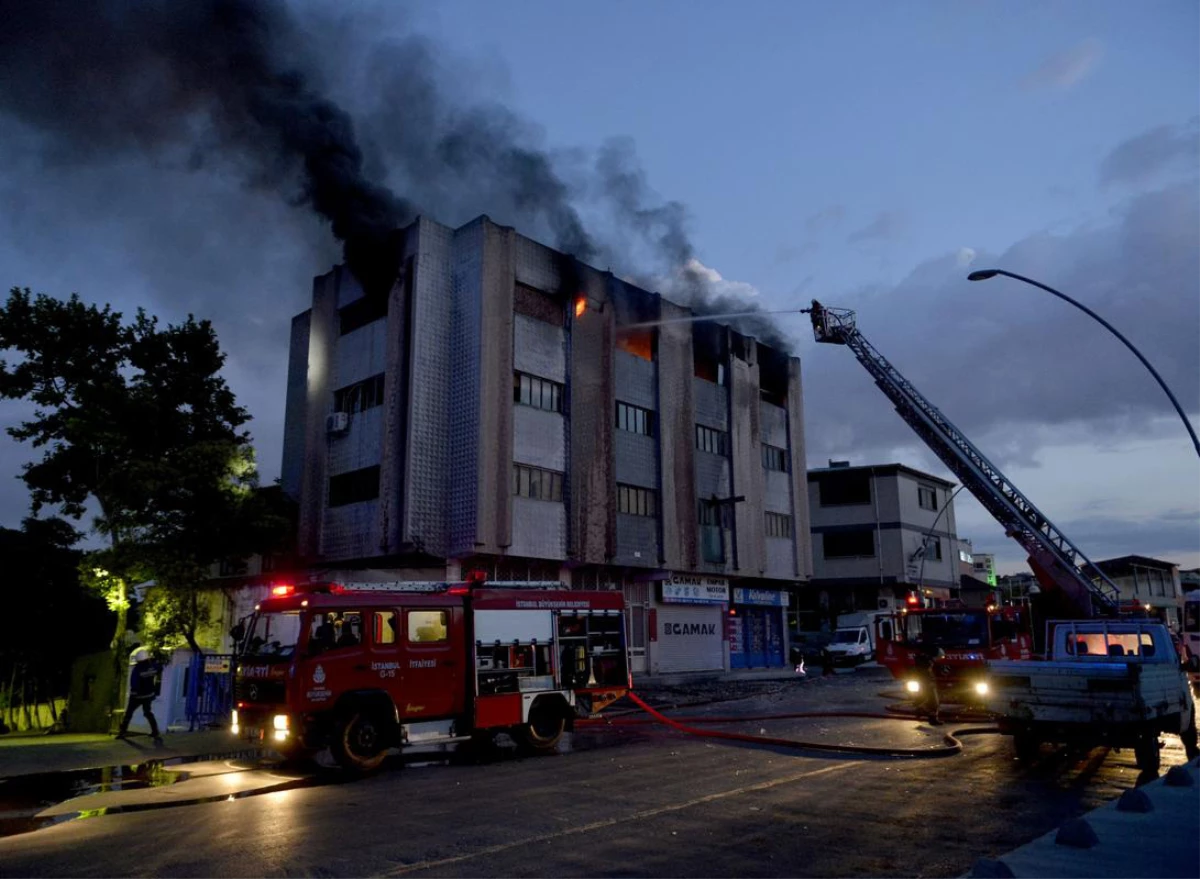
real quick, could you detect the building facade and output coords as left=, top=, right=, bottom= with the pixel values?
left=1087, top=555, right=1184, bottom=631
left=280, top=215, right=813, bottom=677
left=801, top=461, right=959, bottom=628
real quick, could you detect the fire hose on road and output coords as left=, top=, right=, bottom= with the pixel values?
left=575, top=691, right=1001, bottom=759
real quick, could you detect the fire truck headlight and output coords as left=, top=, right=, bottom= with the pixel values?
left=231, top=709, right=239, bottom=735
left=273, top=729, right=289, bottom=742
left=905, top=679, right=921, bottom=694
left=974, top=681, right=990, bottom=696
left=272, top=714, right=289, bottom=731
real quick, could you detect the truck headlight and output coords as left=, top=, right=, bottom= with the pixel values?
left=272, top=714, right=289, bottom=731
left=231, top=709, right=239, bottom=735
left=974, top=681, right=989, bottom=696
left=905, top=679, right=921, bottom=694
left=273, top=729, right=289, bottom=742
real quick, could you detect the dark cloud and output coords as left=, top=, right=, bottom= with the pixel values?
left=846, top=210, right=905, bottom=244
left=1099, top=119, right=1200, bottom=188
left=1020, top=38, right=1104, bottom=91
left=804, top=181, right=1199, bottom=472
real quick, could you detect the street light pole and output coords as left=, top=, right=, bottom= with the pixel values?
left=967, top=269, right=1200, bottom=459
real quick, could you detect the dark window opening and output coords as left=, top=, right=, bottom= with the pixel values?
left=512, top=464, right=564, bottom=502
left=817, top=472, right=872, bottom=506
left=698, top=499, right=727, bottom=563
left=514, top=372, right=563, bottom=413
left=334, top=373, right=385, bottom=414
left=616, top=401, right=654, bottom=436
left=762, top=444, right=789, bottom=472
left=329, top=465, right=381, bottom=507
left=765, top=512, right=793, bottom=539
left=339, top=295, right=388, bottom=336
left=696, top=424, right=728, bottom=456
left=759, top=346, right=789, bottom=407
left=924, top=536, right=943, bottom=561
left=692, top=323, right=726, bottom=385
left=617, top=484, right=657, bottom=517
left=823, top=529, right=876, bottom=559
left=918, top=485, right=938, bottom=511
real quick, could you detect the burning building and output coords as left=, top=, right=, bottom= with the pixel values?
left=281, top=215, right=813, bottom=676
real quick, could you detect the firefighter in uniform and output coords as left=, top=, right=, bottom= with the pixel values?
left=116, top=647, right=164, bottom=742
left=913, top=644, right=945, bottom=725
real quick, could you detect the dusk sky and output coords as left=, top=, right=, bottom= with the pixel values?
left=0, top=0, right=1196, bottom=574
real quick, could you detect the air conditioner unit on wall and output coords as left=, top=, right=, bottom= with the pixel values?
left=326, top=412, right=349, bottom=435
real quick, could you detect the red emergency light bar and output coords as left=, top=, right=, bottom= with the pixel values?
left=271, top=584, right=295, bottom=597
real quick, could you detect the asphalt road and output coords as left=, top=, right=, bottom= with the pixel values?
left=0, top=676, right=1190, bottom=878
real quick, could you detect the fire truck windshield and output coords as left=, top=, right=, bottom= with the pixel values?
left=242, top=611, right=303, bottom=660
left=906, top=611, right=987, bottom=648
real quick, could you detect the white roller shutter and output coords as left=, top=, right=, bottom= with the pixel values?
left=655, top=606, right=724, bottom=673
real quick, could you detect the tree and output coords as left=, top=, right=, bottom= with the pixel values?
left=0, top=517, right=112, bottom=731
left=0, top=287, right=267, bottom=709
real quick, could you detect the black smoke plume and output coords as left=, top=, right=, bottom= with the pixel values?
left=0, top=0, right=785, bottom=346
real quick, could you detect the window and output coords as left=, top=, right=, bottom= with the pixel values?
left=761, top=444, right=789, bottom=472
left=374, top=611, right=398, bottom=645
left=924, top=536, right=943, bottom=561
left=339, top=295, right=388, bottom=335
left=617, top=484, right=657, bottom=517
left=616, top=401, right=654, bottom=436
left=512, top=464, right=564, bottom=502
left=823, top=529, right=876, bottom=559
left=334, top=373, right=385, bottom=414
left=308, top=611, right=363, bottom=654
left=765, top=512, right=793, bottom=539
left=328, top=465, right=381, bottom=507
left=959, top=549, right=973, bottom=564
left=817, top=472, right=872, bottom=506
left=917, top=485, right=938, bottom=511
left=408, top=610, right=448, bottom=643
left=695, top=424, right=728, bottom=456
left=698, top=500, right=726, bottom=563
left=513, top=372, right=563, bottom=413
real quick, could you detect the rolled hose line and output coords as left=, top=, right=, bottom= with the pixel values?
left=576, top=690, right=1001, bottom=759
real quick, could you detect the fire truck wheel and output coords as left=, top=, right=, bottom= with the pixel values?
left=331, top=710, right=389, bottom=772
left=1133, top=735, right=1161, bottom=773
left=518, top=703, right=566, bottom=755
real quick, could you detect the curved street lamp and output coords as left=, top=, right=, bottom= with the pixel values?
left=967, top=269, right=1200, bottom=460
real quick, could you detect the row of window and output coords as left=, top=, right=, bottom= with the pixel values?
left=307, top=609, right=448, bottom=657
left=817, top=472, right=944, bottom=510
left=821, top=531, right=942, bottom=560
left=513, top=463, right=563, bottom=502
left=514, top=372, right=563, bottom=413
left=617, top=401, right=654, bottom=436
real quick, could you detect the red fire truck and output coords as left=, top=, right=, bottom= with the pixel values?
left=874, top=602, right=1033, bottom=702
left=230, top=579, right=630, bottom=771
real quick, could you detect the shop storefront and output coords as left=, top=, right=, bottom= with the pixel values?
left=651, top=576, right=728, bottom=674
left=728, top=587, right=787, bottom=669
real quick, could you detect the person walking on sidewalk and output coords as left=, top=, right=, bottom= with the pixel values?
left=116, top=647, right=163, bottom=743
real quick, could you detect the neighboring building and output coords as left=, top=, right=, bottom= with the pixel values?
left=958, top=537, right=975, bottom=578
left=997, top=571, right=1037, bottom=606
left=280, top=214, right=814, bottom=677
left=1086, top=555, right=1184, bottom=630
left=802, top=461, right=959, bottom=627
left=971, top=552, right=997, bottom=587
left=1181, top=567, right=1200, bottom=593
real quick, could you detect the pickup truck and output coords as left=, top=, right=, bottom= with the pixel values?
left=983, top=620, right=1199, bottom=772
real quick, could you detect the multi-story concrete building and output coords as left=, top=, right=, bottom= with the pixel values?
left=1086, top=554, right=1184, bottom=630
left=280, top=215, right=813, bottom=677
left=801, top=461, right=959, bottom=627
left=970, top=552, right=997, bottom=587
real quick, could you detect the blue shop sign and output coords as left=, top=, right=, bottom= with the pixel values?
left=732, top=588, right=787, bottom=607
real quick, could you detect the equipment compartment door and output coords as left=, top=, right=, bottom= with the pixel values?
left=399, top=607, right=464, bottom=720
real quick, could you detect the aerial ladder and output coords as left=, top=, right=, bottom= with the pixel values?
left=806, top=300, right=1121, bottom=622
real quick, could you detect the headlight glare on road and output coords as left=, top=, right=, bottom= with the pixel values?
left=905, top=679, right=921, bottom=694
left=272, top=714, right=289, bottom=731
left=974, top=681, right=989, bottom=696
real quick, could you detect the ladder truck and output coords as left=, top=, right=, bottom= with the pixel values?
left=806, top=301, right=1123, bottom=696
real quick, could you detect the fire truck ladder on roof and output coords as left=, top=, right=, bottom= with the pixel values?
left=807, top=300, right=1120, bottom=618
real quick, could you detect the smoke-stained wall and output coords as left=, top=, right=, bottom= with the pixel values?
left=280, top=311, right=311, bottom=501
left=657, top=298, right=698, bottom=572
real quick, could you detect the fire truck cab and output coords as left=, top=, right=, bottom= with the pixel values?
left=875, top=603, right=1033, bottom=702
left=231, top=580, right=630, bottom=771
